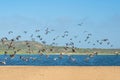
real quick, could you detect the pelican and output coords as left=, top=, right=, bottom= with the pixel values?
left=0, top=61, right=6, bottom=65
left=54, top=57, right=58, bottom=61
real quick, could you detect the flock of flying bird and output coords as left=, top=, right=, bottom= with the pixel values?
left=0, top=24, right=119, bottom=65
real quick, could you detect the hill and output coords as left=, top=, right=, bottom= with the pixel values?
left=0, top=41, right=120, bottom=55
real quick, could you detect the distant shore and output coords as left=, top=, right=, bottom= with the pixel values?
left=0, top=41, right=120, bottom=55
left=0, top=52, right=117, bottom=55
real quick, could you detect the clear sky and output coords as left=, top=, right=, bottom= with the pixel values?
left=0, top=0, right=120, bottom=48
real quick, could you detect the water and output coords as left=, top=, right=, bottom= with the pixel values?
left=0, top=54, right=120, bottom=66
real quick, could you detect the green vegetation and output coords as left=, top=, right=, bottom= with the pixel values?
left=0, top=41, right=120, bottom=55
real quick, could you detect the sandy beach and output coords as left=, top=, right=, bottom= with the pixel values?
left=0, top=66, right=120, bottom=80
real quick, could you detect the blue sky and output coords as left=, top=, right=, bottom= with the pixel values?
left=0, top=0, right=120, bottom=48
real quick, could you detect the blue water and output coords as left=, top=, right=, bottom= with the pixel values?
left=0, top=54, right=120, bottom=66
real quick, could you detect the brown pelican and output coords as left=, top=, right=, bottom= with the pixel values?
left=0, top=61, right=6, bottom=65
left=78, top=22, right=83, bottom=26
left=59, top=53, right=63, bottom=59
left=10, top=51, right=16, bottom=59
left=114, top=51, right=119, bottom=56
left=4, top=51, right=7, bottom=55
left=53, top=57, right=58, bottom=61
left=93, top=51, right=98, bottom=55
left=24, top=31, right=27, bottom=34
left=8, top=31, right=13, bottom=34
left=35, top=29, right=40, bottom=32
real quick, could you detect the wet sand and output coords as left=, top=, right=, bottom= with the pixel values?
left=0, top=66, right=120, bottom=80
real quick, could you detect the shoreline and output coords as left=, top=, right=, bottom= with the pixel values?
left=0, top=66, right=120, bottom=80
